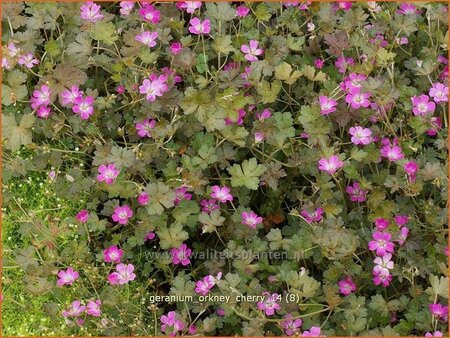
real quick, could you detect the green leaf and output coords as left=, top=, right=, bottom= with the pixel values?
left=426, top=274, right=448, bottom=299
left=2, top=114, right=35, bottom=151
left=205, top=2, right=235, bottom=21
left=90, top=21, right=118, bottom=45
left=212, top=35, right=235, bottom=55
left=227, top=158, right=266, bottom=190
left=145, top=182, right=176, bottom=215
left=275, top=62, right=302, bottom=85
left=157, top=223, right=189, bottom=249
left=300, top=65, right=327, bottom=82
left=257, top=80, right=281, bottom=104
left=199, top=210, right=225, bottom=234
left=196, top=54, right=209, bottom=74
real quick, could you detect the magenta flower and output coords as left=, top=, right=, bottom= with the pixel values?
left=31, top=84, right=51, bottom=109
left=36, top=106, right=52, bottom=119
left=200, top=199, right=220, bottom=213
left=254, top=132, right=265, bottom=143
left=97, top=164, right=119, bottom=184
left=404, top=160, right=418, bottom=182
left=241, top=40, right=263, bottom=62
left=189, top=18, right=211, bottom=35
left=429, top=82, right=448, bottom=103
left=345, top=182, right=367, bottom=202
left=281, top=314, right=302, bottom=336
left=349, top=125, right=373, bottom=145
left=62, top=300, right=86, bottom=318
left=314, top=58, right=325, bottom=69
left=342, top=73, right=367, bottom=92
left=72, top=95, right=94, bottom=120
left=216, top=308, right=225, bottom=316
left=319, top=95, right=338, bottom=115
left=397, top=3, right=421, bottom=15
left=103, top=245, right=124, bottom=264
left=210, top=185, right=233, bottom=203
left=411, top=95, right=436, bottom=116
left=135, top=31, right=158, bottom=48
left=170, top=42, right=183, bottom=55
left=139, top=4, right=160, bottom=23
left=368, top=231, right=395, bottom=257
left=194, top=273, right=222, bottom=296
left=427, top=116, right=442, bottom=136
left=108, top=263, right=136, bottom=285
left=177, top=1, right=202, bottom=13
left=112, top=205, right=133, bottom=225
left=241, top=211, right=263, bottom=229
left=302, top=326, right=323, bottom=337
left=345, top=88, right=371, bottom=109
left=76, top=210, right=89, bottom=223
left=139, top=74, right=169, bottom=102
left=429, top=303, right=449, bottom=322
left=236, top=5, right=250, bottom=17
left=373, top=253, right=394, bottom=275
left=57, top=267, right=79, bottom=287
left=135, top=118, right=156, bottom=138
left=335, top=56, right=354, bottom=73
left=318, top=155, right=344, bottom=175
left=2, top=58, right=11, bottom=70
left=174, top=186, right=192, bottom=206
left=338, top=276, right=357, bottom=296
left=7, top=42, right=20, bottom=57
left=119, top=1, right=134, bottom=16
left=372, top=269, right=392, bottom=287
left=18, top=53, right=39, bottom=69
left=394, top=215, right=409, bottom=227
left=86, top=300, right=101, bottom=317
left=256, top=108, right=272, bottom=120
left=116, top=85, right=125, bottom=94
left=300, top=207, right=323, bottom=223
left=60, top=86, right=83, bottom=106
left=80, top=2, right=103, bottom=22
left=380, top=139, right=404, bottom=162
left=170, top=243, right=192, bottom=266
left=257, top=292, right=281, bottom=316
left=374, top=218, right=389, bottom=231
left=397, top=226, right=409, bottom=245
left=137, top=192, right=149, bottom=206
left=161, top=311, right=185, bottom=335
left=425, top=332, right=443, bottom=337
left=144, top=231, right=156, bottom=241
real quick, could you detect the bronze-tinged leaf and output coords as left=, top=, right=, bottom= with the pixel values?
left=324, top=30, right=350, bottom=57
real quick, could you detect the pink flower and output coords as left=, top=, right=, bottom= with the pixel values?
left=7, top=42, right=20, bottom=57
left=144, top=232, right=156, bottom=241
left=108, top=263, right=136, bottom=285
left=345, top=88, right=371, bottom=109
left=429, top=82, right=448, bottom=103
left=48, top=170, right=56, bottom=181
left=335, top=56, right=354, bottom=73
left=72, top=95, right=94, bottom=120
left=225, top=108, right=246, bottom=125
left=86, top=300, right=101, bottom=317
left=241, top=40, right=263, bottom=62
left=236, top=5, right=250, bottom=17
left=103, top=245, right=124, bottom=264
left=135, top=118, right=156, bottom=137
left=177, top=1, right=202, bottom=13
left=257, top=292, right=281, bottom=316
left=139, top=4, right=160, bottom=24
left=395, top=36, right=409, bottom=45
left=200, top=199, right=220, bottom=213
left=397, top=226, right=409, bottom=245
left=397, top=3, right=421, bottom=15
left=194, top=273, right=222, bottom=296
left=116, top=85, right=125, bottom=94
left=31, top=84, right=51, bottom=109
left=119, top=1, right=134, bottom=16
left=174, top=187, right=192, bottom=206
left=254, top=132, right=265, bottom=143
left=60, top=86, right=83, bottom=106
left=210, top=185, right=233, bottom=203
left=170, top=243, right=192, bottom=266
left=135, top=31, right=158, bottom=48
left=349, top=126, right=373, bottom=145
left=18, top=53, right=39, bottom=69
left=161, top=311, right=185, bottom=335
left=36, top=106, right=52, bottom=119
left=170, top=42, right=183, bottom=55
left=368, top=231, right=395, bottom=257
left=404, top=161, right=418, bottom=182
left=429, top=303, right=448, bottom=322
left=345, top=182, right=367, bottom=202
left=314, top=58, right=325, bottom=69
left=318, top=96, right=338, bottom=115
left=216, top=308, right=225, bottom=316
left=57, top=267, right=79, bottom=287
left=137, top=192, right=149, bottom=205
left=394, top=215, right=409, bottom=227
left=373, top=253, right=394, bottom=275
left=302, top=326, right=323, bottom=337
left=281, top=314, right=302, bottom=336
left=62, top=300, right=86, bottom=318
left=338, top=276, right=357, bottom=296
left=241, top=211, right=263, bottom=229
left=300, top=208, right=323, bottom=223
left=2, top=58, right=11, bottom=70
left=139, top=74, right=169, bottom=102
left=341, top=73, right=366, bottom=92
left=256, top=108, right=272, bottom=120
left=425, top=332, right=443, bottom=337
left=112, top=205, right=133, bottom=225
left=411, top=95, right=436, bottom=116
left=427, top=116, right=442, bottom=136
left=97, top=164, right=119, bottom=184
left=80, top=2, right=103, bottom=22
left=76, top=210, right=89, bottom=223
left=374, top=218, right=389, bottom=231
left=318, top=155, right=344, bottom=175
left=380, top=139, right=404, bottom=162
left=189, top=18, right=211, bottom=35
left=372, top=269, right=392, bottom=287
